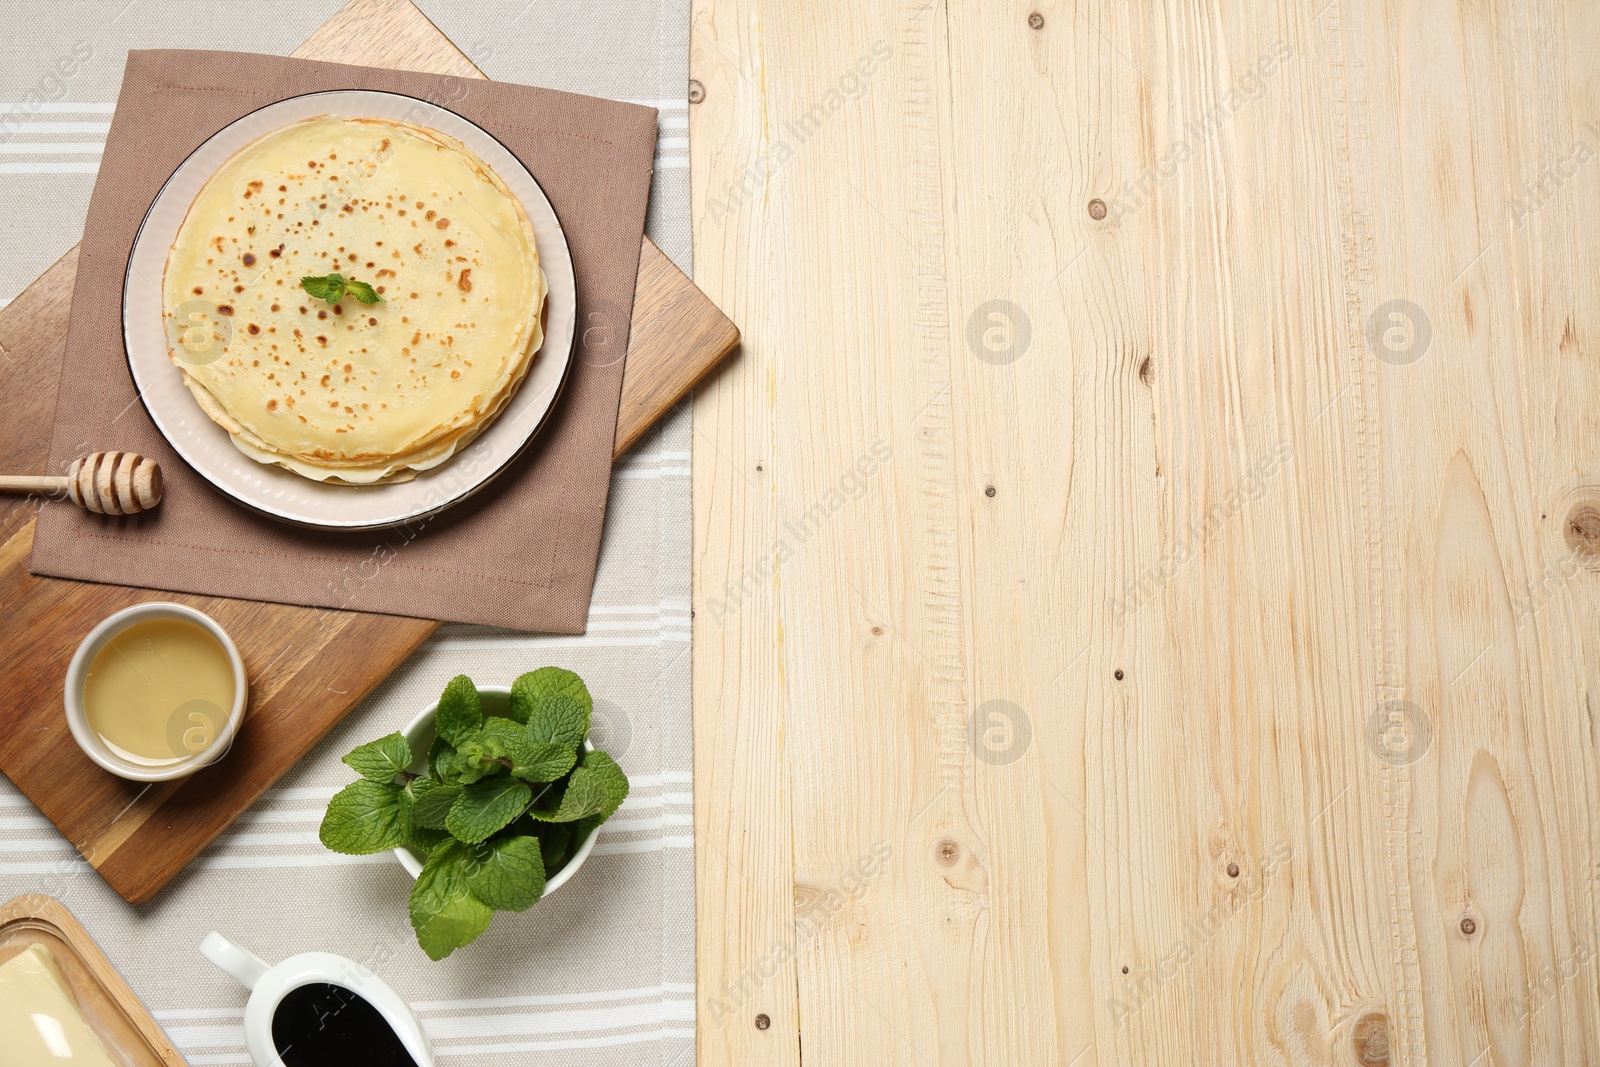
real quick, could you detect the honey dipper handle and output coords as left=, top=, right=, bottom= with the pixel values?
left=0, top=454, right=162, bottom=514
left=0, top=475, right=69, bottom=495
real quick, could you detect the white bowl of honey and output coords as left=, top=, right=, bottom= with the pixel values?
left=63, top=602, right=248, bottom=782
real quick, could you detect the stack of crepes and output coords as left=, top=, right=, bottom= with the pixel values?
left=160, top=115, right=547, bottom=483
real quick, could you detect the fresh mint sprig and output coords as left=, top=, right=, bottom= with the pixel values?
left=318, top=669, right=628, bottom=960
left=300, top=272, right=385, bottom=305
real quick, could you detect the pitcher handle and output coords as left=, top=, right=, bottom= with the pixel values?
left=200, top=931, right=270, bottom=989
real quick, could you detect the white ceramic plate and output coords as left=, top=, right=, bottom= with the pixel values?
left=123, top=90, right=576, bottom=530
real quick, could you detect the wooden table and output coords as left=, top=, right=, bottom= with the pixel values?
left=690, top=3, right=1600, bottom=1063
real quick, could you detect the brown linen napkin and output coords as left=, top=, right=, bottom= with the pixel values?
left=30, top=50, right=657, bottom=632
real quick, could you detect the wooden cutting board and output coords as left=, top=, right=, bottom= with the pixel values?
left=0, top=0, right=734, bottom=906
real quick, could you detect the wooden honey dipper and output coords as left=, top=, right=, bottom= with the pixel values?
left=0, top=452, right=163, bottom=515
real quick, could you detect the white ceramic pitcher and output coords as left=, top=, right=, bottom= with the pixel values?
left=200, top=932, right=434, bottom=1067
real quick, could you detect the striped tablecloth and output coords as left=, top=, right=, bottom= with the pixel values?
left=0, top=3, right=695, bottom=1063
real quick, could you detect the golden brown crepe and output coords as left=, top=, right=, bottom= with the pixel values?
left=161, top=115, right=546, bottom=483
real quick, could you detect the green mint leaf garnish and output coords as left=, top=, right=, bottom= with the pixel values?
left=344, top=278, right=385, bottom=304
left=342, top=732, right=414, bottom=783
left=300, top=272, right=347, bottom=304
left=464, top=835, right=546, bottom=912
left=435, top=675, right=483, bottom=747
left=302, top=273, right=384, bottom=305
left=319, top=780, right=411, bottom=854
left=510, top=667, right=592, bottom=743
left=446, top=777, right=532, bottom=843
left=408, top=839, right=494, bottom=960
left=510, top=741, right=576, bottom=784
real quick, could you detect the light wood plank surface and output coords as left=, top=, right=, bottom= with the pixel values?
left=690, top=1, right=1600, bottom=1062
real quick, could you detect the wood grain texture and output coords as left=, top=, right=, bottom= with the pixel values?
left=621, top=244, right=742, bottom=453
left=0, top=894, right=187, bottom=1064
left=691, top=0, right=1600, bottom=1063
left=0, top=0, right=735, bottom=906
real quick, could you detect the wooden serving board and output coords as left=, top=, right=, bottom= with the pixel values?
left=0, top=895, right=187, bottom=1064
left=0, top=0, right=734, bottom=905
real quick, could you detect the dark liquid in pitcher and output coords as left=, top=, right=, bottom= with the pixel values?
left=270, top=983, right=420, bottom=1067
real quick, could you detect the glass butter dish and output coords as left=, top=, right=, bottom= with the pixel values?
left=0, top=895, right=185, bottom=1066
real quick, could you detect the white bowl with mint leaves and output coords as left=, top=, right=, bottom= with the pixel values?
left=318, top=668, right=628, bottom=960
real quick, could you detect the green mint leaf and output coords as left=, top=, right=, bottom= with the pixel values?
left=300, top=272, right=346, bottom=304
left=428, top=735, right=483, bottom=783
left=471, top=717, right=530, bottom=760
left=426, top=734, right=455, bottom=780
left=534, top=822, right=573, bottom=873
left=446, top=730, right=499, bottom=785
left=527, top=771, right=601, bottom=823
left=446, top=777, right=532, bottom=843
left=464, top=835, right=546, bottom=912
left=570, top=813, right=604, bottom=856
left=552, top=770, right=607, bottom=821
left=408, top=839, right=494, bottom=960
left=524, top=693, right=588, bottom=748
left=527, top=752, right=630, bottom=824
left=319, top=780, right=410, bottom=854
left=525, top=776, right=570, bottom=821
left=408, top=823, right=451, bottom=856
left=453, top=735, right=485, bottom=761
left=344, top=278, right=385, bottom=304
left=435, top=675, right=483, bottom=747
left=577, top=750, right=630, bottom=819
left=456, top=755, right=495, bottom=785
left=410, top=779, right=462, bottom=830
left=341, top=732, right=414, bottom=783
left=509, top=667, right=592, bottom=742
left=510, top=741, right=576, bottom=784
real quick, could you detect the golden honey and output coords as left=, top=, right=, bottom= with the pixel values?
left=82, top=618, right=234, bottom=766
